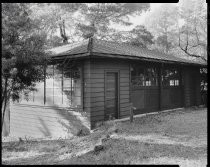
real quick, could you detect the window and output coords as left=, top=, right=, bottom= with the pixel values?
left=162, top=68, right=180, bottom=86
left=21, top=64, right=82, bottom=108
left=131, top=66, right=145, bottom=86
left=144, top=68, right=158, bottom=86
left=131, top=65, right=158, bottom=87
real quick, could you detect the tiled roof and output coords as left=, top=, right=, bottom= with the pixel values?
left=47, top=38, right=207, bottom=66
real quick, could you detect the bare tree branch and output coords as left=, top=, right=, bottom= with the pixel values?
left=178, top=24, right=207, bottom=62
left=179, top=29, right=207, bottom=61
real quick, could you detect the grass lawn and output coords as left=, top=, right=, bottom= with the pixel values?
left=2, top=107, right=207, bottom=166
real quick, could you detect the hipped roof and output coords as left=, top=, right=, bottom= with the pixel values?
left=47, top=38, right=207, bottom=67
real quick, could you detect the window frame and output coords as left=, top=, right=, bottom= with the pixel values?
left=131, top=64, right=159, bottom=88
left=161, top=67, right=181, bottom=87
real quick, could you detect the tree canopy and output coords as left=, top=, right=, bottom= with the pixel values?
left=128, top=25, right=154, bottom=48
left=28, top=3, right=150, bottom=46
left=144, top=1, right=207, bottom=61
left=2, top=3, right=48, bottom=107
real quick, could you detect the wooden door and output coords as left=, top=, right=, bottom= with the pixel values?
left=105, top=72, right=119, bottom=120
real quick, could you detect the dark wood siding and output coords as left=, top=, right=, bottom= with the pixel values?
left=183, top=66, right=201, bottom=107
left=161, top=87, right=183, bottom=110
left=105, top=72, right=119, bottom=120
left=131, top=85, right=183, bottom=113
left=83, top=60, right=92, bottom=119
left=195, top=68, right=201, bottom=106
left=83, top=59, right=130, bottom=129
left=130, top=64, right=184, bottom=113
left=131, top=87, right=159, bottom=114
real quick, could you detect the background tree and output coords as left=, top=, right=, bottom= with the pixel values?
left=28, top=3, right=150, bottom=46
left=77, top=3, right=150, bottom=40
left=155, top=35, right=173, bottom=53
left=29, top=3, right=84, bottom=47
left=145, top=4, right=179, bottom=53
left=128, top=25, right=154, bottom=49
left=46, top=35, right=64, bottom=47
left=2, top=3, right=48, bottom=133
left=171, top=0, right=207, bottom=104
left=108, top=25, right=154, bottom=48
left=177, top=0, right=207, bottom=61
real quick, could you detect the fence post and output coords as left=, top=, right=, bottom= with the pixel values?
left=130, top=103, right=136, bottom=123
left=130, top=103, right=133, bottom=123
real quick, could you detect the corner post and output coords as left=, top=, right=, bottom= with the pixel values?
left=158, top=63, right=163, bottom=111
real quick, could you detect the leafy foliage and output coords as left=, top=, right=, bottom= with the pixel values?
left=177, top=0, right=207, bottom=60
left=155, top=35, right=173, bottom=53
left=28, top=3, right=150, bottom=46
left=2, top=3, right=48, bottom=103
left=128, top=25, right=154, bottom=48
left=29, top=3, right=84, bottom=46
left=77, top=3, right=150, bottom=40
left=144, top=1, right=207, bottom=61
left=46, top=36, right=64, bottom=47
left=145, top=4, right=179, bottom=53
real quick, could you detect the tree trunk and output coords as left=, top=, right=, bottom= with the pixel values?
left=59, top=19, right=68, bottom=44
left=1, top=77, right=8, bottom=134
left=165, top=31, right=169, bottom=53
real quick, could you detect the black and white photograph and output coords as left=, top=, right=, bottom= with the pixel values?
left=2, top=2, right=207, bottom=166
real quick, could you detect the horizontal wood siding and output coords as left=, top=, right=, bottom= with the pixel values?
left=194, top=68, right=201, bottom=106
left=84, top=59, right=130, bottom=129
left=145, top=88, right=159, bottom=110
left=10, top=103, right=90, bottom=138
left=131, top=64, right=184, bottom=114
left=119, top=65, right=130, bottom=118
left=183, top=66, right=201, bottom=107
left=84, top=59, right=104, bottom=127
left=131, top=87, right=159, bottom=114
left=83, top=60, right=92, bottom=117
left=161, top=87, right=183, bottom=110
left=183, top=68, right=190, bottom=107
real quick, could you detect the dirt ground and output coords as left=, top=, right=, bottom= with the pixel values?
left=2, top=107, right=207, bottom=166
